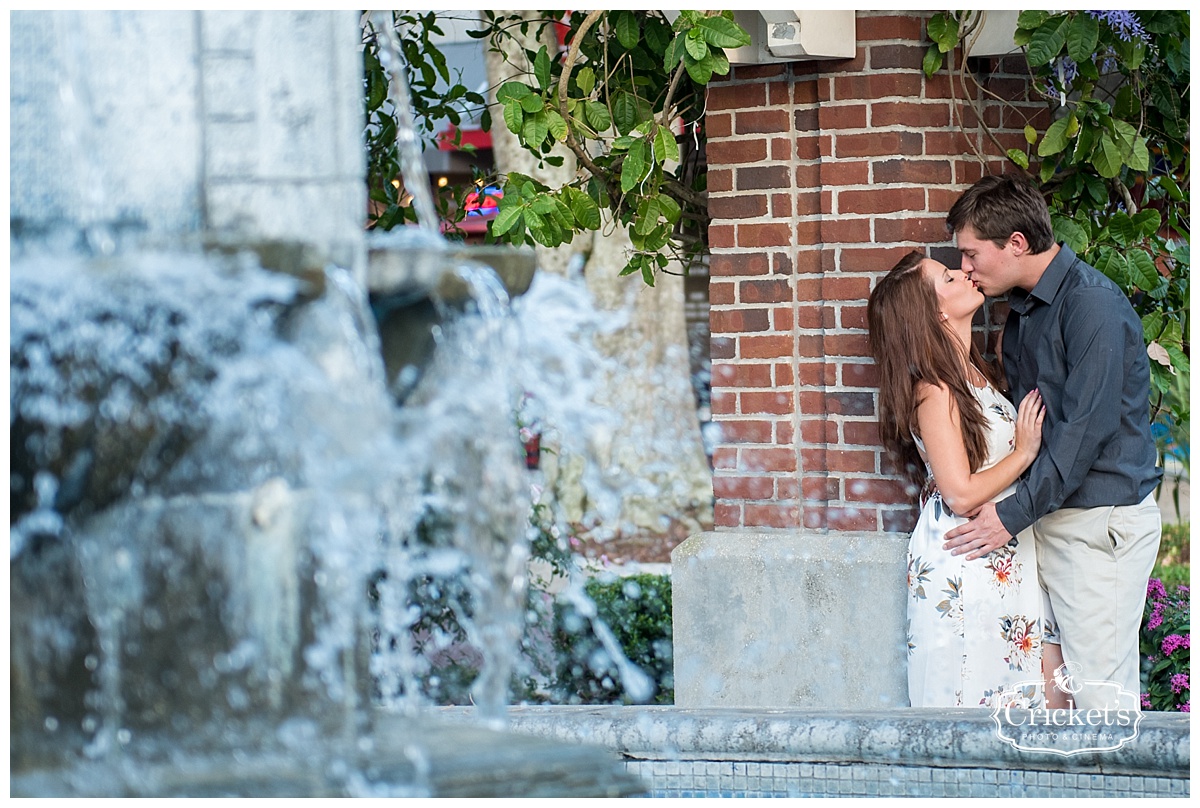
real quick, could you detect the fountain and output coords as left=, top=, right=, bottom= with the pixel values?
left=9, top=9, right=644, bottom=797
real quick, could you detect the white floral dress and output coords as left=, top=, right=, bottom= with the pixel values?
left=906, top=381, right=1057, bottom=709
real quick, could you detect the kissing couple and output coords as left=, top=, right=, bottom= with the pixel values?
left=868, top=174, right=1162, bottom=711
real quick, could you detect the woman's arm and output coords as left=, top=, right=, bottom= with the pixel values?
left=914, top=382, right=1043, bottom=515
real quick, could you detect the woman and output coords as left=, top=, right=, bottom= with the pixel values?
left=867, top=250, right=1066, bottom=709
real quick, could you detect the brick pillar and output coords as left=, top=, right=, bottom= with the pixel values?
left=674, top=10, right=1042, bottom=709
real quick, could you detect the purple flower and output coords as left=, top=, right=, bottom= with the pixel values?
left=1087, top=10, right=1148, bottom=43
left=1170, top=673, right=1189, bottom=694
left=1183, top=702, right=1191, bottom=713
left=1140, top=693, right=1153, bottom=709
left=1146, top=612, right=1164, bottom=631
left=1147, top=578, right=1168, bottom=600
left=1162, top=634, right=1189, bottom=656
left=1180, top=585, right=1190, bottom=595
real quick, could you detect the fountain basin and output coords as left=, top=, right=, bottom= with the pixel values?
left=440, top=705, right=1191, bottom=797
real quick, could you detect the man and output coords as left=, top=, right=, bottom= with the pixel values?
left=942, top=174, right=1162, bottom=710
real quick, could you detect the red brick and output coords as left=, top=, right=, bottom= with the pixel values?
left=794, top=305, right=824, bottom=329
left=823, top=103, right=868, bottom=129
left=741, top=334, right=794, bottom=359
left=737, top=223, right=792, bottom=248
left=708, top=224, right=735, bottom=249
left=834, top=73, right=925, bottom=103
left=711, top=308, right=770, bottom=333
left=710, top=336, right=735, bottom=360
left=836, top=130, right=924, bottom=159
left=714, top=502, right=741, bottom=528
left=796, top=134, right=821, bottom=161
left=870, top=43, right=926, bottom=71
left=856, top=13, right=924, bottom=41
left=740, top=390, right=794, bottom=415
left=708, top=82, right=765, bottom=111
left=771, top=137, right=793, bottom=161
left=710, top=194, right=768, bottom=220
left=740, top=447, right=797, bottom=473
left=828, top=506, right=879, bottom=531
left=845, top=477, right=909, bottom=504
left=800, top=418, right=838, bottom=443
left=840, top=360, right=878, bottom=388
left=826, top=390, right=875, bottom=415
left=740, top=278, right=791, bottom=304
left=711, top=447, right=738, bottom=470
left=713, top=474, right=775, bottom=500
left=873, top=159, right=953, bottom=185
left=875, top=215, right=953, bottom=244
left=744, top=503, right=803, bottom=528
left=771, top=193, right=793, bottom=218
left=843, top=420, right=880, bottom=446
left=820, top=160, right=870, bottom=187
left=737, top=108, right=790, bottom=134
left=710, top=389, right=736, bottom=415
left=839, top=187, right=926, bottom=215
left=714, top=362, right=773, bottom=388
left=802, top=476, right=840, bottom=501
left=839, top=305, right=869, bottom=331
left=740, top=165, right=791, bottom=191
left=711, top=251, right=769, bottom=277
left=827, top=449, right=877, bottom=473
left=706, top=112, right=733, bottom=139
left=708, top=138, right=768, bottom=165
left=776, top=477, right=800, bottom=499
left=719, top=419, right=774, bottom=444
left=708, top=280, right=735, bottom=305
left=822, top=217, right=871, bottom=244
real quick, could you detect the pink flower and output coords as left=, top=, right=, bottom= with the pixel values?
left=1182, top=702, right=1191, bottom=713
left=1170, top=673, right=1189, bottom=694
left=1162, top=634, right=1190, bottom=656
left=1147, top=578, right=1168, bottom=600
left=1140, top=693, right=1153, bottom=709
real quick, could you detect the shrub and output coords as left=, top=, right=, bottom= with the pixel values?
left=553, top=572, right=674, bottom=705
left=1140, top=577, right=1190, bottom=712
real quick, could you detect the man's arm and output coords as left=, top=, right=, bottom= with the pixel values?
left=993, top=287, right=1128, bottom=534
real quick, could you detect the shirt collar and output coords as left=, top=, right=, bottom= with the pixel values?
left=1007, top=242, right=1074, bottom=314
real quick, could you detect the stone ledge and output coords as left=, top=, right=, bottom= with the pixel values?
left=440, top=705, right=1190, bottom=779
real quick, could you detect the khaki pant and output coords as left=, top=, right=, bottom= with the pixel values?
left=1034, top=493, right=1161, bottom=710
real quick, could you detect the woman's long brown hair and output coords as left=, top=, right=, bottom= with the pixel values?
left=866, top=250, right=1002, bottom=498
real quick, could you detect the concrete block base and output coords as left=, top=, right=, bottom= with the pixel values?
left=671, top=530, right=909, bottom=709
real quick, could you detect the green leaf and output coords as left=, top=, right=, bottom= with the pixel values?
left=621, top=139, right=648, bottom=193
left=1128, top=136, right=1151, bottom=172
left=1026, top=15, right=1070, bottom=67
left=1092, top=133, right=1124, bottom=178
left=1016, top=11, right=1049, bottom=32
left=1133, top=209, right=1163, bottom=237
left=926, top=12, right=960, bottom=54
left=1094, top=247, right=1129, bottom=285
left=546, top=109, right=568, bottom=141
left=613, top=92, right=641, bottom=135
left=619, top=256, right=640, bottom=276
left=616, top=11, right=640, bottom=50
left=1128, top=250, right=1162, bottom=291
left=1142, top=311, right=1166, bottom=343
left=641, top=261, right=656, bottom=287
left=1066, top=12, right=1100, bottom=63
left=657, top=192, right=681, bottom=225
left=644, top=19, right=672, bottom=55
left=503, top=101, right=524, bottom=135
left=565, top=187, right=601, bottom=230
left=1007, top=148, right=1029, bottom=169
left=534, top=46, right=552, bottom=91
left=1024, top=124, right=1038, bottom=145
left=1109, top=212, right=1138, bottom=247
left=664, top=35, right=686, bottom=69
left=1051, top=215, right=1088, bottom=253
left=584, top=100, right=612, bottom=133
left=1037, top=114, right=1074, bottom=157
left=490, top=205, right=522, bottom=237
left=654, top=124, right=680, bottom=164
left=922, top=44, right=945, bottom=78
left=684, top=30, right=709, bottom=61
left=496, top=82, right=532, bottom=103
left=696, top=15, right=752, bottom=49
left=576, top=66, right=596, bottom=96
left=685, top=52, right=715, bottom=85
left=522, top=112, right=548, bottom=147
left=520, top=93, right=543, bottom=114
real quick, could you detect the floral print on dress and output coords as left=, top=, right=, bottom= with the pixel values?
left=1000, top=614, right=1042, bottom=671
left=936, top=576, right=965, bottom=637
left=985, top=545, right=1022, bottom=593
left=908, top=555, right=934, bottom=601
left=907, top=380, right=1051, bottom=709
